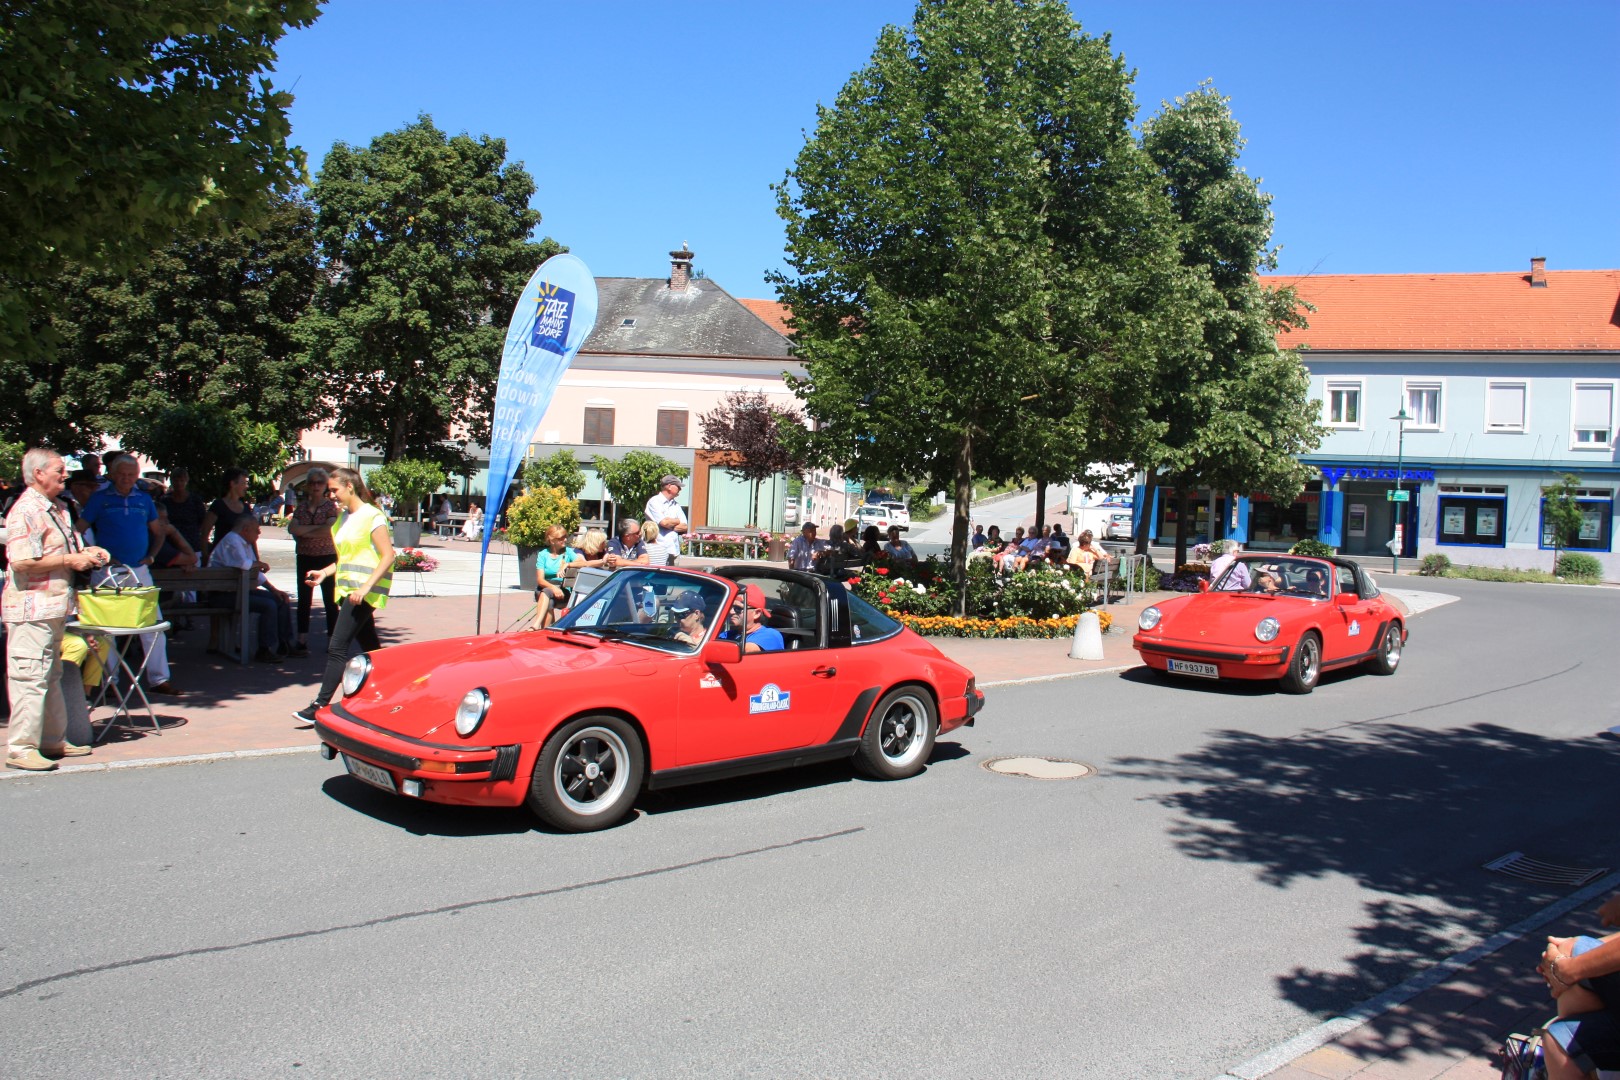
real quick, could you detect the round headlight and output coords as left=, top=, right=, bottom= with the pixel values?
left=341, top=653, right=372, bottom=696
left=454, top=688, right=490, bottom=737
left=1138, top=606, right=1162, bottom=631
left=1255, top=617, right=1280, bottom=642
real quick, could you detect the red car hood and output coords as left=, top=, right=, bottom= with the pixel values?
left=339, top=632, right=642, bottom=740
left=1153, top=592, right=1306, bottom=640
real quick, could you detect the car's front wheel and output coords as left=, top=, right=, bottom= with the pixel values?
left=527, top=715, right=644, bottom=832
left=854, top=686, right=937, bottom=780
left=1366, top=622, right=1403, bottom=675
left=1279, top=631, right=1322, bottom=694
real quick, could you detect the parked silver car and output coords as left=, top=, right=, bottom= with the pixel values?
left=1104, top=512, right=1133, bottom=541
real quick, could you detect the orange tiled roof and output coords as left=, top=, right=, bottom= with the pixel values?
left=1264, top=269, right=1620, bottom=353
left=744, top=267, right=1620, bottom=353
left=737, top=297, right=792, bottom=336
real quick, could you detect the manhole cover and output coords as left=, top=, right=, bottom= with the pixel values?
left=981, top=756, right=1096, bottom=780
left=1483, top=851, right=1608, bottom=887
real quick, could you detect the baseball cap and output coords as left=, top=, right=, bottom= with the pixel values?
left=659, top=474, right=683, bottom=488
left=743, top=584, right=768, bottom=611
left=669, top=595, right=706, bottom=617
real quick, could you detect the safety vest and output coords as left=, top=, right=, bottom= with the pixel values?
left=332, top=503, right=392, bottom=609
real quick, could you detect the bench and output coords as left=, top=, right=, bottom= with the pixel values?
left=436, top=512, right=470, bottom=538
left=151, top=566, right=255, bottom=664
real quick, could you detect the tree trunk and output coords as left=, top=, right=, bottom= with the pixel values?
left=750, top=477, right=760, bottom=529
left=1134, top=469, right=1157, bottom=560
left=952, top=431, right=974, bottom=617
left=1034, top=480, right=1046, bottom=535
left=1173, top=485, right=1190, bottom=570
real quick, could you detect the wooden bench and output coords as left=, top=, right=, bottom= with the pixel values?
left=151, top=566, right=255, bottom=665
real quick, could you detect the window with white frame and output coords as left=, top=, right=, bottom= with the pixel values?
left=1485, top=381, right=1527, bottom=432
left=1572, top=382, right=1615, bottom=448
left=1325, top=380, right=1362, bottom=427
left=1404, top=381, right=1442, bottom=429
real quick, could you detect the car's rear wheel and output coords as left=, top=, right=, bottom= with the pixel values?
left=854, top=686, right=937, bottom=780
left=1367, top=622, right=1403, bottom=675
left=527, top=715, right=644, bottom=832
left=1279, top=631, right=1322, bottom=694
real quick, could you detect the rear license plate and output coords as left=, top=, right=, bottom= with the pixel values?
left=1167, top=659, right=1219, bottom=679
left=343, top=754, right=397, bottom=792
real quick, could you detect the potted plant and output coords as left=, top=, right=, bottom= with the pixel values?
left=366, top=458, right=446, bottom=548
left=504, top=484, right=581, bottom=593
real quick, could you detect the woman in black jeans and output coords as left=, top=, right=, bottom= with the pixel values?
left=287, top=467, right=340, bottom=652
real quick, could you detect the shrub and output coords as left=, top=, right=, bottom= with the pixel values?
left=504, top=485, right=580, bottom=548
left=1555, top=552, right=1603, bottom=580
left=367, top=458, right=447, bottom=521
left=1417, top=553, right=1451, bottom=577
left=392, top=548, right=438, bottom=572
left=1290, top=538, right=1334, bottom=557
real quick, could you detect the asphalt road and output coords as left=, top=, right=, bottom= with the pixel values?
left=3, top=577, right=1617, bottom=1079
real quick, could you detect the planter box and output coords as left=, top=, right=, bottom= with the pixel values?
left=516, top=545, right=540, bottom=593
left=392, top=520, right=422, bottom=548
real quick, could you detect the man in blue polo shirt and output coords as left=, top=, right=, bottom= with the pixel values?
left=78, top=458, right=179, bottom=694
left=721, top=584, right=784, bottom=653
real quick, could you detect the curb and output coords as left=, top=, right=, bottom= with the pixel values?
left=0, top=743, right=319, bottom=780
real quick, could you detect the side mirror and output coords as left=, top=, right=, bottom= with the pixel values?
left=1197, top=579, right=1211, bottom=594
left=701, top=636, right=743, bottom=666
left=1334, top=591, right=1358, bottom=607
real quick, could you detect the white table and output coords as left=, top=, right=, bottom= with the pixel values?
left=66, top=620, right=171, bottom=743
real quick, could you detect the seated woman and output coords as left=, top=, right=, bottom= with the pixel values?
left=575, top=528, right=610, bottom=569
left=814, top=523, right=864, bottom=578
left=459, top=503, right=484, bottom=541
left=1250, top=568, right=1284, bottom=594
left=1066, top=531, right=1112, bottom=579
left=1539, top=895, right=1620, bottom=1080
left=529, top=525, right=583, bottom=630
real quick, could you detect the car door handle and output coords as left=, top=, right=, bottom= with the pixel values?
left=811, top=666, right=837, bottom=678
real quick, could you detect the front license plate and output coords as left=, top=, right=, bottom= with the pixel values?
left=1166, top=659, right=1219, bottom=679
left=343, top=754, right=397, bottom=792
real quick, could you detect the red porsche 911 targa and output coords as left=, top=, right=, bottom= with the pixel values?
left=1132, top=554, right=1406, bottom=693
left=313, top=566, right=984, bottom=831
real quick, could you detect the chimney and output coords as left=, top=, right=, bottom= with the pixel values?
left=1530, top=256, right=1547, bottom=287
left=669, top=243, right=694, bottom=291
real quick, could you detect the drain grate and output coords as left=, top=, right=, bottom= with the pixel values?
left=1483, top=851, right=1609, bottom=887
left=981, top=756, right=1096, bottom=780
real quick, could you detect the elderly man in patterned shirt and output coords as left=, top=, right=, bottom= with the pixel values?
left=4, top=449, right=113, bottom=771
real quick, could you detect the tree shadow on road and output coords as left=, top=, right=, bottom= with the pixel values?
left=1111, top=722, right=1620, bottom=1055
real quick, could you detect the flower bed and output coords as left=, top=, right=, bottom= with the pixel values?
left=687, top=530, right=773, bottom=560
left=850, top=556, right=1108, bottom=639
left=891, top=610, right=1113, bottom=639
left=393, top=547, right=438, bottom=572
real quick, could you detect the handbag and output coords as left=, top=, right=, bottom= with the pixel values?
left=1500, top=1030, right=1545, bottom=1080
left=77, top=565, right=160, bottom=629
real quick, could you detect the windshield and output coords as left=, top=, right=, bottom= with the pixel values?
left=551, top=569, right=731, bottom=654
left=1213, top=556, right=1331, bottom=599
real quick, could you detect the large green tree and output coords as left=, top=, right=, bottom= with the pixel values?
left=302, top=115, right=557, bottom=466
left=0, top=0, right=321, bottom=351
left=774, top=0, right=1183, bottom=598
left=1136, top=83, right=1322, bottom=566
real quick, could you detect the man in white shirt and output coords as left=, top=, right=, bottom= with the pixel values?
left=787, top=522, right=825, bottom=571
left=214, top=518, right=302, bottom=662
left=1209, top=540, right=1250, bottom=590
left=643, top=475, right=688, bottom=566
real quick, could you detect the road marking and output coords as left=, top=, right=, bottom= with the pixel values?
left=1211, top=867, right=1620, bottom=1080
left=0, top=826, right=864, bottom=1000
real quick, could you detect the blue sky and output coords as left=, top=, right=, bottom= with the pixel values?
left=271, top=0, right=1619, bottom=297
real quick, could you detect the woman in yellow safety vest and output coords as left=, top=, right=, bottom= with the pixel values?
left=293, top=467, right=393, bottom=728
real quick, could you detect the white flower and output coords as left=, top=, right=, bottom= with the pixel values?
left=914, top=584, right=925, bottom=595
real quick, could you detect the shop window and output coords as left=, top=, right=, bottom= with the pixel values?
left=655, top=409, right=688, bottom=447
left=1436, top=495, right=1507, bottom=547
left=1540, top=490, right=1613, bottom=552
left=1405, top=382, right=1442, bottom=429
left=1325, top=381, right=1361, bottom=428
left=1572, top=383, right=1615, bottom=449
left=582, top=407, right=615, bottom=445
left=1486, top=382, right=1527, bottom=432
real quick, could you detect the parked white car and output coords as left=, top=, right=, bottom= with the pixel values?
left=856, top=504, right=892, bottom=533
left=1104, top=512, right=1133, bottom=541
left=882, top=501, right=910, bottom=531
left=783, top=497, right=799, bottom=525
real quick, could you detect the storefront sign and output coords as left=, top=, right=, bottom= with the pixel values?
left=1320, top=465, right=1434, bottom=487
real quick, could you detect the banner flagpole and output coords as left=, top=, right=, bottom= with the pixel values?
left=475, top=253, right=598, bottom=633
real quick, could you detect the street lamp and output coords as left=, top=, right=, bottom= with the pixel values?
left=1390, top=406, right=1410, bottom=574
